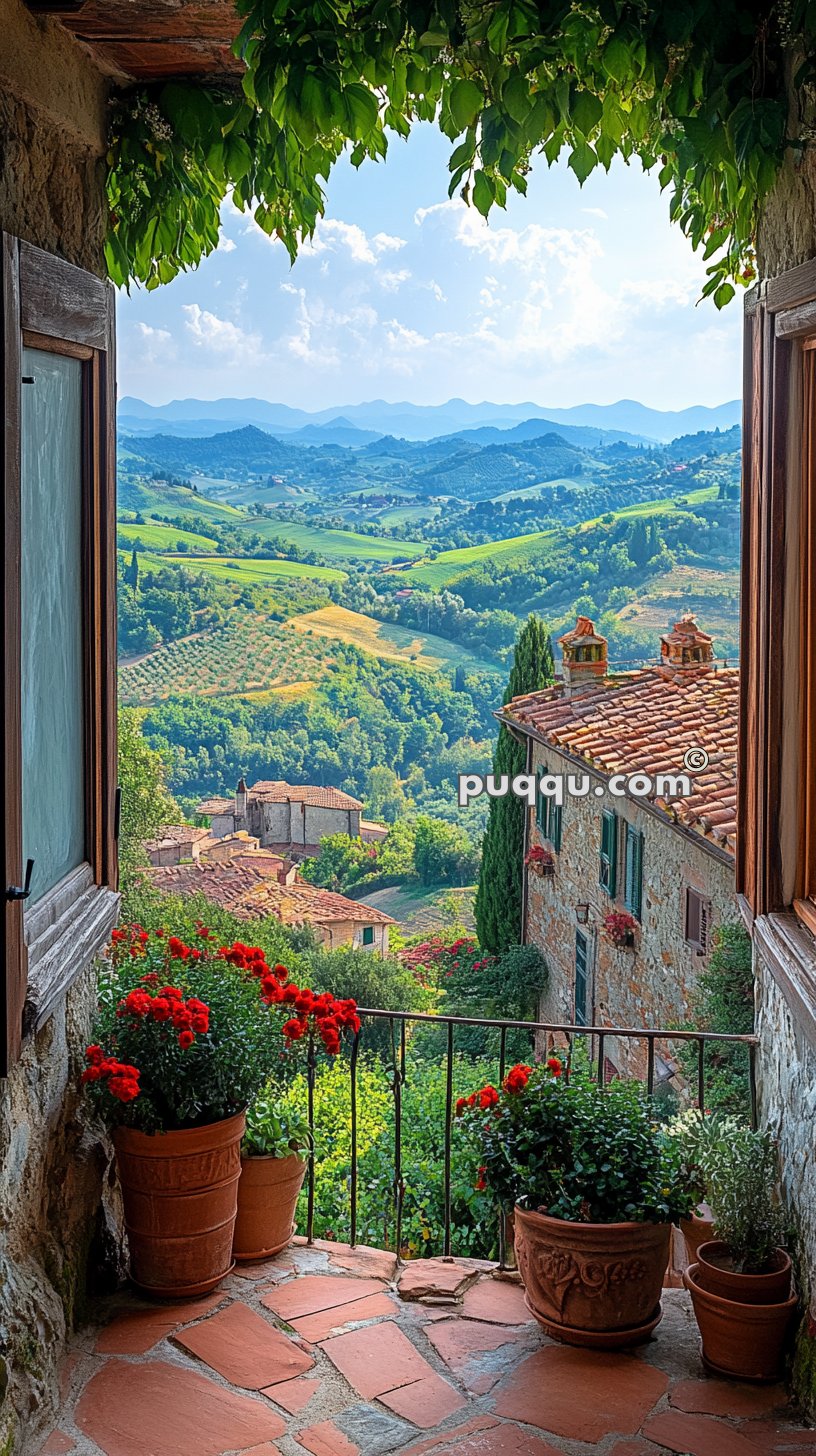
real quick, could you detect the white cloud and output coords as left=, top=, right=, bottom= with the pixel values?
left=306, top=219, right=408, bottom=265
left=385, top=320, right=429, bottom=350
left=132, top=322, right=175, bottom=366
left=582, top=206, right=608, bottom=220
left=181, top=304, right=264, bottom=364
left=379, top=268, right=412, bottom=292
left=217, top=235, right=237, bottom=253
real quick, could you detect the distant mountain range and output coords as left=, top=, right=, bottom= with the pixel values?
left=119, top=395, right=742, bottom=447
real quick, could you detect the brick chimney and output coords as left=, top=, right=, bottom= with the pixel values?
left=559, top=616, right=608, bottom=696
left=659, top=613, right=714, bottom=674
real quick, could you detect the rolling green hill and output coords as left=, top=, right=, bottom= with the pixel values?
left=117, top=521, right=219, bottom=552
left=242, top=519, right=424, bottom=563
left=289, top=604, right=497, bottom=674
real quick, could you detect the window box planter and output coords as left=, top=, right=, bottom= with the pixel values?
left=603, top=911, right=638, bottom=949
left=525, top=846, right=556, bottom=878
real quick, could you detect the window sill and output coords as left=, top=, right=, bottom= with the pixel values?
left=23, top=863, right=119, bottom=1037
left=753, top=910, right=816, bottom=1054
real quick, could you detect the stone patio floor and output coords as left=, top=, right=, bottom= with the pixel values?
left=38, top=1238, right=816, bottom=1456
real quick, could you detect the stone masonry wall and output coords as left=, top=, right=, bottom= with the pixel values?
left=525, top=742, right=736, bottom=1081
left=0, top=0, right=109, bottom=275
left=1, top=7, right=116, bottom=1450
left=754, top=939, right=816, bottom=1417
left=0, top=966, right=124, bottom=1454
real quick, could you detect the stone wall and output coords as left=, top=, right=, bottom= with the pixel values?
left=1, top=7, right=116, bottom=1450
left=0, top=0, right=109, bottom=275
left=0, top=965, right=124, bottom=1454
left=525, top=742, right=736, bottom=1080
left=754, top=915, right=816, bottom=1417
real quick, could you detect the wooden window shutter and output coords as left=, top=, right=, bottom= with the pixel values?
left=685, top=888, right=702, bottom=946
left=551, top=802, right=563, bottom=852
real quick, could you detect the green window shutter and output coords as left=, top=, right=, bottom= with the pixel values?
left=600, top=809, right=617, bottom=895
left=552, top=803, right=563, bottom=852
left=362, top=925, right=375, bottom=946
left=536, top=790, right=545, bottom=832
left=623, top=825, right=644, bottom=919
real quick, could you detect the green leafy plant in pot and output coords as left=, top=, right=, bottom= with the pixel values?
left=683, top=1126, right=797, bottom=1381
left=458, top=1060, right=693, bottom=1348
left=233, top=1084, right=312, bottom=1262
left=669, top=1109, right=743, bottom=1263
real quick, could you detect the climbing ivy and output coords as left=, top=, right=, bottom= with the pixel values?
left=106, top=1, right=815, bottom=298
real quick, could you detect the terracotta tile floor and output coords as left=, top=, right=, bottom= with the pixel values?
left=39, top=1239, right=815, bottom=1456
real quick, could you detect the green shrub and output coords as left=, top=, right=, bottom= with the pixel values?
left=704, top=1126, right=788, bottom=1272
left=678, top=922, right=754, bottom=1117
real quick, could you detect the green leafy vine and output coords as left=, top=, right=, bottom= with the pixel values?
left=106, top=1, right=816, bottom=300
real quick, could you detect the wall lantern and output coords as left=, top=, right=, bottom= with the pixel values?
left=575, top=903, right=590, bottom=925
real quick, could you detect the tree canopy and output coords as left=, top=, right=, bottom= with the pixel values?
left=107, top=2, right=807, bottom=299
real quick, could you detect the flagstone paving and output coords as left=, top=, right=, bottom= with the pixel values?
left=37, top=1239, right=816, bottom=1456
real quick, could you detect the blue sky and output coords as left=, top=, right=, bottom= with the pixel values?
left=118, top=123, right=743, bottom=412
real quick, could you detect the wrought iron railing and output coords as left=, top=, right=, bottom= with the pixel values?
left=302, top=1008, right=759, bottom=1261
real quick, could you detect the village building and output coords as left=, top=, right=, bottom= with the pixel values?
left=196, top=778, right=383, bottom=859
left=150, top=862, right=394, bottom=955
left=143, top=824, right=214, bottom=866
left=500, top=615, right=738, bottom=1081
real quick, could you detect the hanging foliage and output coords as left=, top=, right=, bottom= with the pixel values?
left=106, top=1, right=813, bottom=296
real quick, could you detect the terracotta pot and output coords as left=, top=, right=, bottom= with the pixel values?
left=696, top=1240, right=792, bottom=1305
left=513, top=1203, right=671, bottom=1348
left=114, top=1112, right=245, bottom=1299
left=684, top=1262, right=798, bottom=1381
left=233, top=1152, right=308, bottom=1262
left=680, top=1206, right=716, bottom=1265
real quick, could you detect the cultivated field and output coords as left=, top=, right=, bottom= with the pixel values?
left=157, top=554, right=346, bottom=584
left=244, top=519, right=425, bottom=563
left=117, top=521, right=219, bottom=552
left=119, top=613, right=333, bottom=705
left=287, top=604, right=497, bottom=674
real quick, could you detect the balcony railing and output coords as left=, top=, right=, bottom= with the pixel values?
left=301, top=1009, right=759, bottom=1262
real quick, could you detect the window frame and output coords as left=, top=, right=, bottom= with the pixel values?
left=361, top=925, right=375, bottom=947
left=739, top=265, right=816, bottom=934
left=2, top=236, right=119, bottom=1071
left=685, top=886, right=711, bottom=954
left=535, top=770, right=563, bottom=851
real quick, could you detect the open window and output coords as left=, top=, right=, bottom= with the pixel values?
left=739, top=264, right=816, bottom=949
left=2, top=237, right=119, bottom=1072
left=685, top=887, right=710, bottom=954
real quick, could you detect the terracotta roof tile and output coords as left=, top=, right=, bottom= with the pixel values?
left=249, top=781, right=364, bottom=811
left=144, top=825, right=212, bottom=850
left=196, top=796, right=234, bottom=816
left=149, top=863, right=394, bottom=926
left=501, top=665, right=738, bottom=857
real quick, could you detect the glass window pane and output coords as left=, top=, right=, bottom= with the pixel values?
left=21, top=347, right=85, bottom=903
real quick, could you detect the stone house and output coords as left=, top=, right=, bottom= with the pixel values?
left=500, top=616, right=738, bottom=1082
left=143, top=825, right=213, bottom=866
left=197, top=778, right=375, bottom=859
left=150, top=862, right=394, bottom=956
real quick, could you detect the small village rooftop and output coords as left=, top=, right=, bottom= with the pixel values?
left=501, top=614, right=738, bottom=856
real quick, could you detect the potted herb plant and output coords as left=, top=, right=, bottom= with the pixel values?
left=233, top=1085, right=311, bottom=1262
left=669, top=1109, right=743, bottom=1262
left=684, top=1126, right=797, bottom=1380
left=458, top=1061, right=692, bottom=1348
left=83, top=924, right=358, bottom=1298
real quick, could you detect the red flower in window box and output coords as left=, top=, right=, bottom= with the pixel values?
left=602, top=911, right=638, bottom=948
left=525, top=845, right=556, bottom=878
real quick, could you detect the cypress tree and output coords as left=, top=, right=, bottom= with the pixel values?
left=125, top=546, right=140, bottom=592
left=475, top=615, right=554, bottom=954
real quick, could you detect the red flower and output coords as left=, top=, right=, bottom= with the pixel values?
left=479, top=1086, right=500, bottom=1110
left=546, top=1056, right=563, bottom=1078
left=191, top=1014, right=209, bottom=1034
left=475, top=1165, right=488, bottom=1191
left=178, top=1030, right=195, bottom=1050
left=150, top=997, right=171, bottom=1022
left=282, top=1018, right=307, bottom=1041
left=503, top=1063, right=532, bottom=1094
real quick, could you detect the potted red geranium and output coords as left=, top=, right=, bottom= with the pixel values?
left=458, top=1062, right=692, bottom=1348
left=83, top=924, right=358, bottom=1298
left=603, top=910, right=638, bottom=948
left=525, top=845, right=556, bottom=878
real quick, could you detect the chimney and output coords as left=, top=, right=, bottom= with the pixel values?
left=558, top=616, right=608, bottom=696
left=659, top=613, right=714, bottom=675
left=235, top=775, right=248, bottom=821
